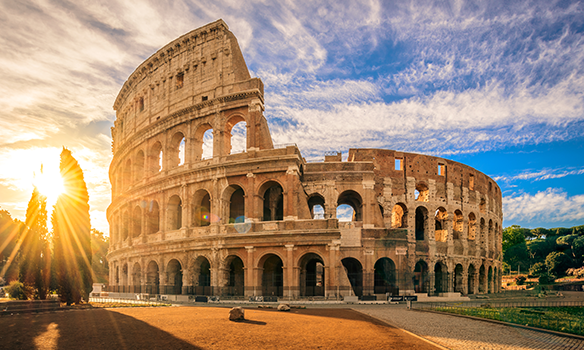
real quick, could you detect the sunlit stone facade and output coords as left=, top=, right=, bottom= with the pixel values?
left=107, top=20, right=503, bottom=300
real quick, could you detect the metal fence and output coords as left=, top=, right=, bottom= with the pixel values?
left=413, top=300, right=584, bottom=336
left=89, top=297, right=169, bottom=306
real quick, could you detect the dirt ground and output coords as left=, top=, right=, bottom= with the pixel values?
left=0, top=306, right=439, bottom=350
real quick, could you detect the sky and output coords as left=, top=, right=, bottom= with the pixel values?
left=0, top=0, right=583, bottom=234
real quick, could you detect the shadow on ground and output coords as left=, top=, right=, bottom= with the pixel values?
left=0, top=308, right=200, bottom=350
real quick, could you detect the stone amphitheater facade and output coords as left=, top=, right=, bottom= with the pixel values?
left=107, top=20, right=503, bottom=300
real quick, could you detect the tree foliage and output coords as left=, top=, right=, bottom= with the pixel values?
left=0, top=210, right=23, bottom=283
left=19, top=187, right=49, bottom=299
left=91, top=229, right=109, bottom=283
left=529, top=262, right=548, bottom=277
left=503, top=224, right=583, bottom=277
left=545, top=251, right=573, bottom=276
left=52, top=148, right=92, bottom=304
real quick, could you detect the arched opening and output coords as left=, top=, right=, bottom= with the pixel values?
left=193, top=256, right=211, bottom=296
left=468, top=264, right=476, bottom=294
left=434, top=262, right=447, bottom=294
left=308, top=194, right=326, bottom=220
left=147, top=200, right=160, bottom=234
left=415, top=206, right=428, bottom=240
left=415, top=183, right=429, bottom=202
left=435, top=207, right=448, bottom=242
left=224, top=256, right=244, bottom=296
left=149, top=142, right=163, bottom=174
left=488, top=266, right=493, bottom=294
left=479, top=197, right=486, bottom=214
left=193, top=190, right=212, bottom=227
left=453, top=210, right=463, bottom=239
left=202, top=129, right=213, bottom=159
left=115, top=265, right=119, bottom=285
left=299, top=253, right=325, bottom=297
left=337, top=190, right=363, bottom=222
left=374, top=258, right=397, bottom=295
left=226, top=116, right=247, bottom=154
left=132, top=206, right=142, bottom=238
left=480, top=218, right=486, bottom=250
left=132, top=262, right=141, bottom=293
left=123, top=159, right=132, bottom=189
left=146, top=261, right=159, bottom=294
left=479, top=265, right=486, bottom=293
left=121, top=263, right=128, bottom=291
left=454, top=264, right=463, bottom=294
left=341, top=257, right=363, bottom=297
left=468, top=213, right=476, bottom=240
left=194, top=124, right=213, bottom=160
left=167, top=195, right=182, bottom=230
left=223, top=185, right=245, bottom=224
left=488, top=219, right=494, bottom=250
left=261, top=181, right=284, bottom=221
left=135, top=150, right=145, bottom=181
left=391, top=203, right=408, bottom=228
left=122, top=209, right=129, bottom=241
left=166, top=259, right=183, bottom=295
left=261, top=254, right=284, bottom=297
left=168, top=132, right=186, bottom=168
left=414, top=261, right=428, bottom=293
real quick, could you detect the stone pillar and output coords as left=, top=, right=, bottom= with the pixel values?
left=245, top=246, right=255, bottom=297
left=326, top=241, right=340, bottom=299
left=284, top=244, right=295, bottom=298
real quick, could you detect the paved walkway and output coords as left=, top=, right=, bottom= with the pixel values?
left=357, top=305, right=584, bottom=350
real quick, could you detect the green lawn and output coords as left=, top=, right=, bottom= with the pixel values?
left=434, top=306, right=584, bottom=336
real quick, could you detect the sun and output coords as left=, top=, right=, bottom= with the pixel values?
left=33, top=164, right=64, bottom=205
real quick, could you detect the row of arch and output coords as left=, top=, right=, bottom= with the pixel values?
left=408, top=205, right=500, bottom=246
left=111, top=252, right=500, bottom=297
left=115, top=115, right=248, bottom=193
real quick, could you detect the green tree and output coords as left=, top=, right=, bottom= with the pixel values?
left=502, top=225, right=529, bottom=272
left=545, top=251, right=573, bottom=276
left=0, top=209, right=23, bottom=283
left=19, top=187, right=49, bottom=299
left=573, top=236, right=584, bottom=262
left=52, top=148, right=92, bottom=304
left=529, top=262, right=547, bottom=277
left=526, top=238, right=557, bottom=264
left=91, top=229, right=109, bottom=283
left=502, top=225, right=529, bottom=251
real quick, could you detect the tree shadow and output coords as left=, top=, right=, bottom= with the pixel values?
left=0, top=308, right=201, bottom=349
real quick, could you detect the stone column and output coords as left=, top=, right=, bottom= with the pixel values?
left=327, top=241, right=339, bottom=299
left=245, top=246, right=255, bottom=297
left=284, top=245, right=294, bottom=298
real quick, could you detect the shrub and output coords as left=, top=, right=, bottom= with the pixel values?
left=515, top=275, right=527, bottom=285
left=529, top=262, right=548, bottom=277
left=538, top=273, right=556, bottom=285
left=6, top=281, right=27, bottom=300
left=546, top=251, right=573, bottom=276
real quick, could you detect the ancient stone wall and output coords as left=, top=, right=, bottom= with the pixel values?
left=107, top=20, right=503, bottom=299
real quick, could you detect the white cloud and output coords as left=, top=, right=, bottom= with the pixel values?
left=494, top=167, right=584, bottom=182
left=503, top=188, right=584, bottom=224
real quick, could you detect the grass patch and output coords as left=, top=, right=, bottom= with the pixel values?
left=434, top=306, right=584, bottom=336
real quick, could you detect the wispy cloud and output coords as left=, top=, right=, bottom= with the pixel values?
left=503, top=188, right=584, bottom=225
left=495, top=167, right=584, bottom=182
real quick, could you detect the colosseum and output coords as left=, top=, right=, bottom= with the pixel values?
left=107, top=19, right=503, bottom=301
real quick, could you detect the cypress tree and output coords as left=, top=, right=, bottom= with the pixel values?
left=52, top=148, right=92, bottom=304
left=20, top=186, right=48, bottom=299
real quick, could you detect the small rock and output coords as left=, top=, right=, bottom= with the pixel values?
left=229, top=307, right=245, bottom=321
left=277, top=303, right=290, bottom=311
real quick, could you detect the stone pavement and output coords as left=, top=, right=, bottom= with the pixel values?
left=357, top=305, right=584, bottom=350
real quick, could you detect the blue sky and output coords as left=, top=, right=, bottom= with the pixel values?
left=0, top=0, right=583, bottom=233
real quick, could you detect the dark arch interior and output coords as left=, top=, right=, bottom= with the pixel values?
left=341, top=258, right=363, bottom=297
